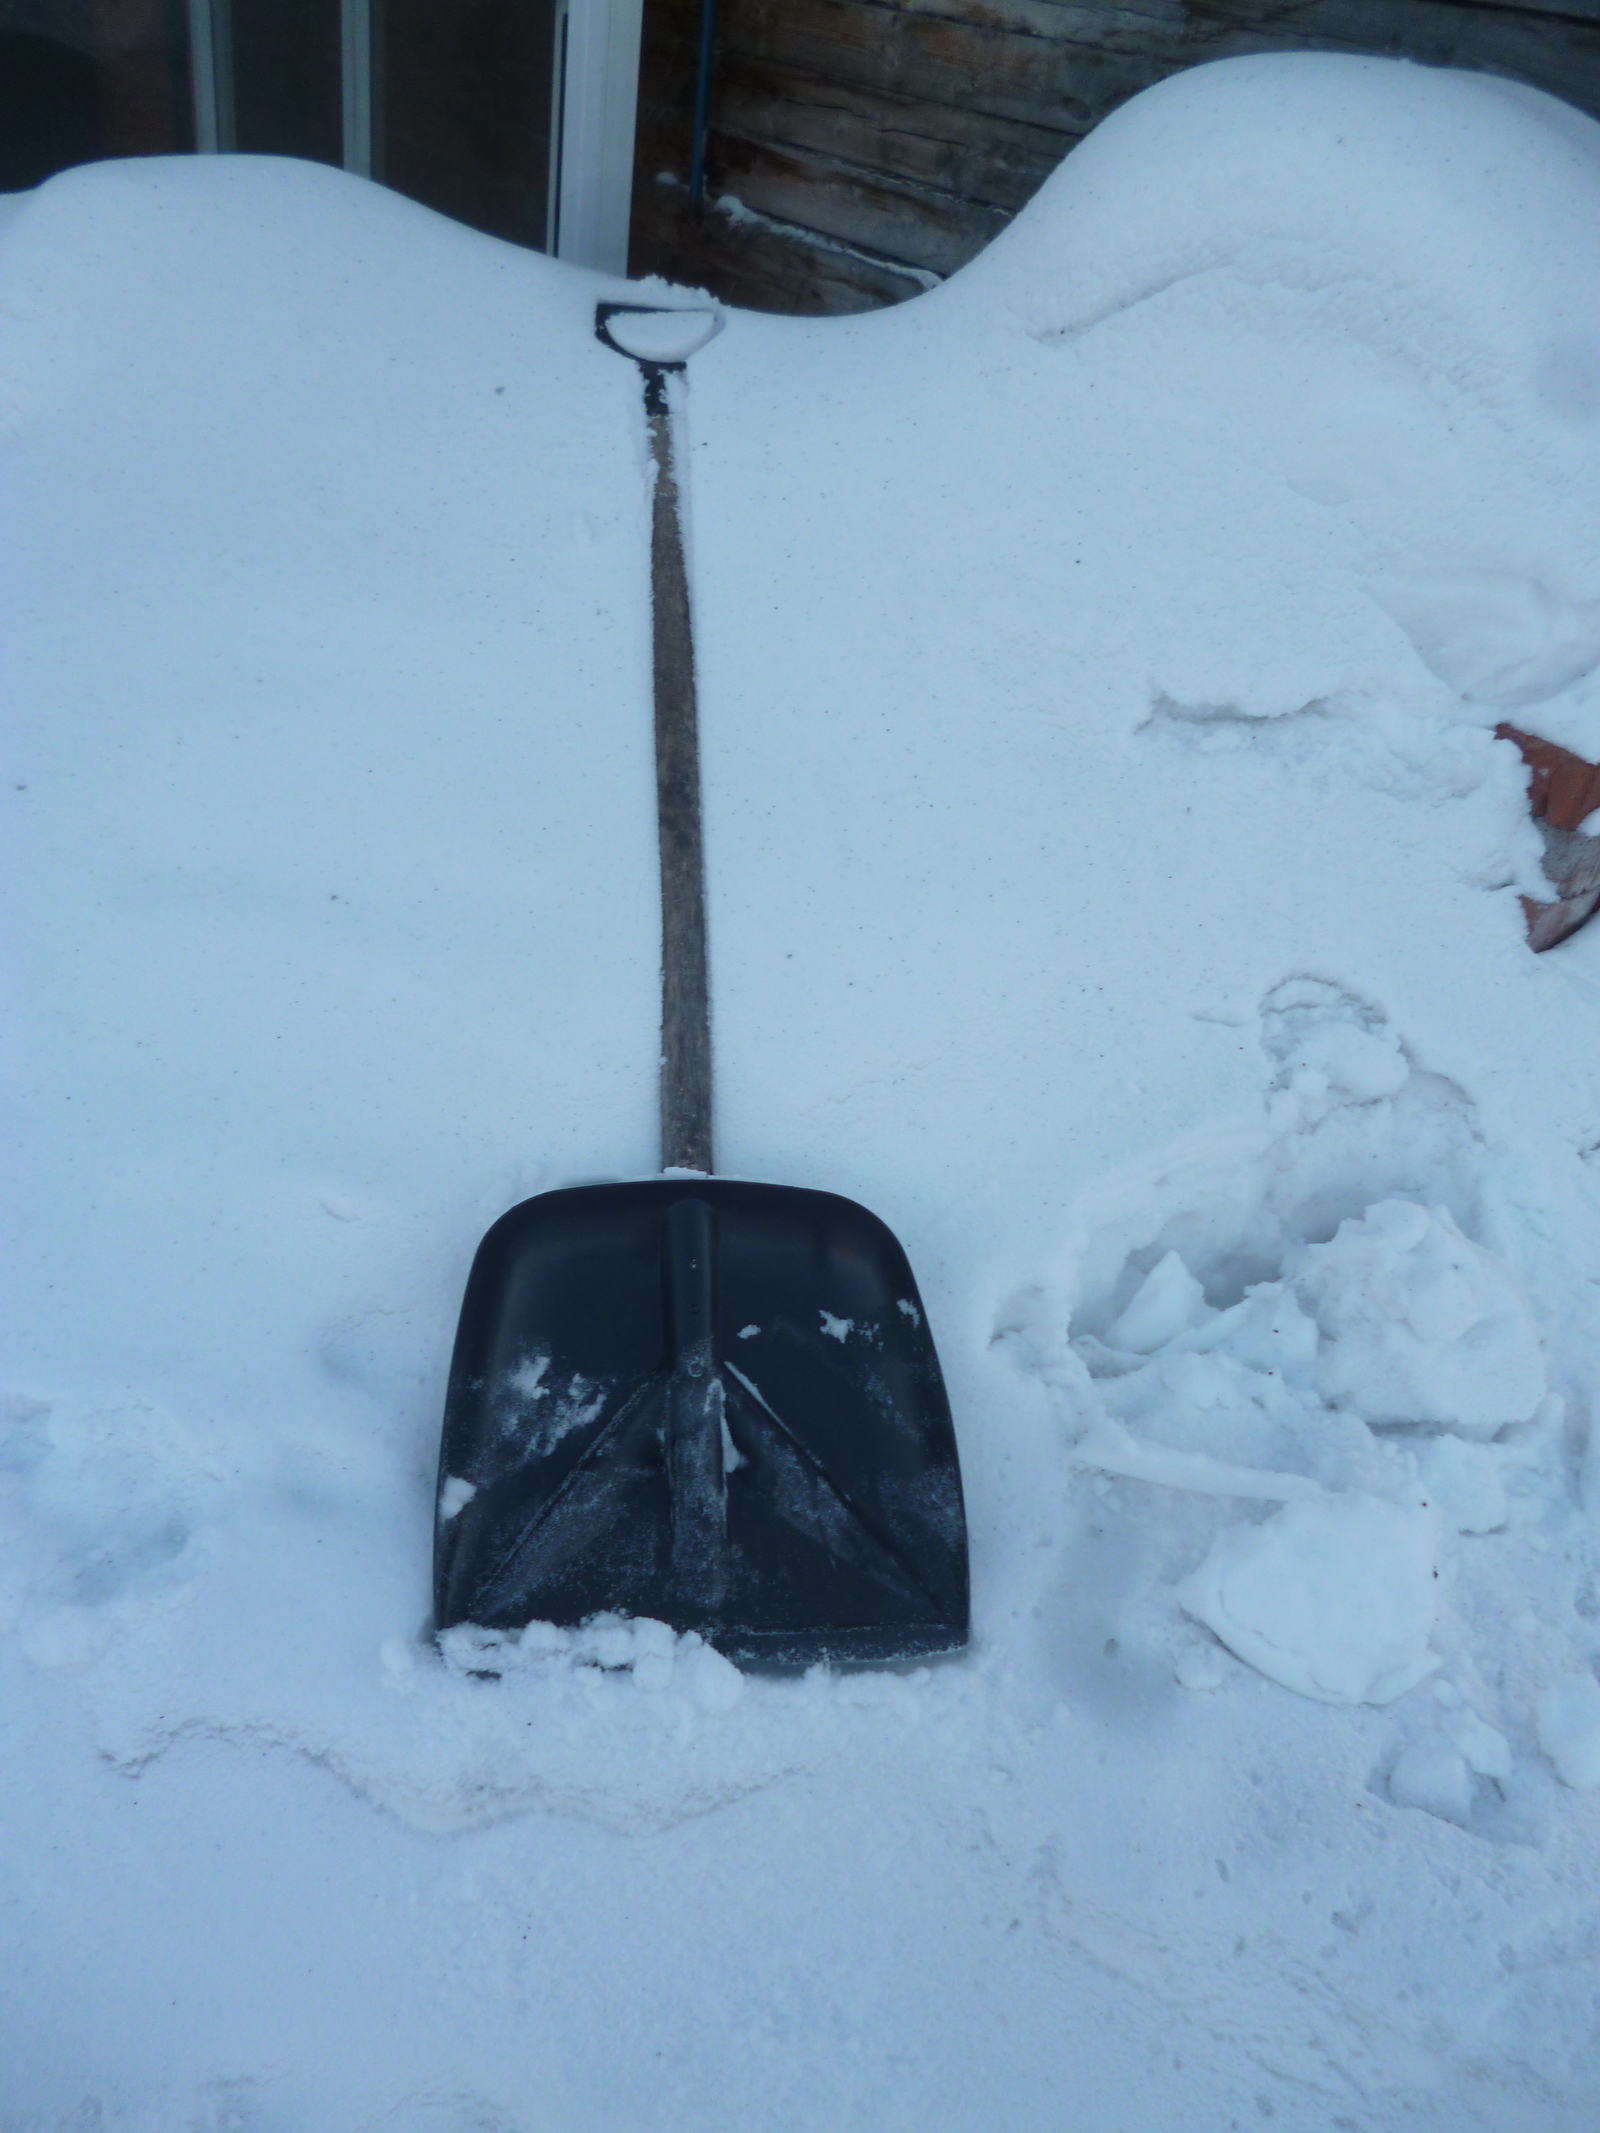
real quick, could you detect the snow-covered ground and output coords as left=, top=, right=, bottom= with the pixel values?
left=6, top=50, right=1600, bottom=2130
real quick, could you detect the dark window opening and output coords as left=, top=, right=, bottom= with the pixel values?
left=229, top=0, right=341, bottom=165
left=381, top=0, right=558, bottom=252
left=0, top=0, right=195, bottom=191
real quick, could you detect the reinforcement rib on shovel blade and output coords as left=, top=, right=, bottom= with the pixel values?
left=435, top=1179, right=969, bottom=1666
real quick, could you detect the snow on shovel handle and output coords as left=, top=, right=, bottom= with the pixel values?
left=596, top=302, right=722, bottom=408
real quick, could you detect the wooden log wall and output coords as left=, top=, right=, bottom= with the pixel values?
left=629, top=0, right=1600, bottom=313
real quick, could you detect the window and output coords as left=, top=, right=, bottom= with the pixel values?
left=0, top=0, right=641, bottom=271
left=0, top=0, right=196, bottom=186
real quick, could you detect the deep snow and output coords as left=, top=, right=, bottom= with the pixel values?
left=5, top=50, right=1600, bottom=2131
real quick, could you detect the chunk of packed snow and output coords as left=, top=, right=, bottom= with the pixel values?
left=1449, top=1707, right=1513, bottom=1780
left=1092, top=1342, right=1388, bottom=1497
left=1389, top=1737, right=1474, bottom=1823
left=1074, top=1409, right=1328, bottom=1502
left=1285, top=1017, right=1410, bottom=1104
left=1177, top=1495, right=1438, bottom=1703
left=1105, top=1249, right=1211, bottom=1352
left=1536, top=1675, right=1600, bottom=1789
left=1416, top=1433, right=1508, bottom=1533
left=438, top=1475, right=475, bottom=1520
left=1214, top=1283, right=1321, bottom=1377
left=1293, top=1202, right=1545, bottom=1436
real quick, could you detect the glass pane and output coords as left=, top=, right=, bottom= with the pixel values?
left=228, top=0, right=341, bottom=165
left=0, top=0, right=194, bottom=190
left=381, top=0, right=558, bottom=252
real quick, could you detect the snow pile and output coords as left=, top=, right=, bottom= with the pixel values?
left=7, top=48, right=1600, bottom=2133
left=1002, top=974, right=1573, bottom=1744
left=1073, top=1196, right=1543, bottom=1477
left=1048, top=1188, right=1541, bottom=1708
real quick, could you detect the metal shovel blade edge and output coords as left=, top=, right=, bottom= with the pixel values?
left=434, top=1178, right=969, bottom=1668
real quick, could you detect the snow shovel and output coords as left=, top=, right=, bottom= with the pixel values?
left=431, top=305, right=969, bottom=1667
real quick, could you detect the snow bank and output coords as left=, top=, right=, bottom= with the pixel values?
left=983, top=52, right=1600, bottom=736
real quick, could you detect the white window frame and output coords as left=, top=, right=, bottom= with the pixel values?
left=548, top=0, right=642, bottom=275
left=340, top=0, right=374, bottom=180
left=188, top=0, right=641, bottom=274
left=186, top=0, right=234, bottom=154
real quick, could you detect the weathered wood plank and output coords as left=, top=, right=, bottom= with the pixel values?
left=838, top=0, right=1600, bottom=35
left=629, top=176, right=937, bottom=311
left=714, top=3, right=1221, bottom=134
left=652, top=0, right=1600, bottom=172
left=713, top=133, right=1013, bottom=272
left=715, top=56, right=1067, bottom=210
left=718, top=0, right=1600, bottom=133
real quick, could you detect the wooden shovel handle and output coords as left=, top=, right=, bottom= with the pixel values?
left=646, top=375, right=714, bottom=1174
left=596, top=305, right=715, bottom=1173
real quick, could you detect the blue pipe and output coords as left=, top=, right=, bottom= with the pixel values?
left=689, top=0, right=716, bottom=209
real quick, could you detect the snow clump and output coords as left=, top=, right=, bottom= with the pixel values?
left=1177, top=1494, right=1439, bottom=1704
left=1105, top=1249, right=1209, bottom=1353
left=438, top=1613, right=745, bottom=1710
left=1388, top=1737, right=1474, bottom=1823
left=1536, top=1675, right=1600, bottom=1790
left=1291, top=1201, right=1545, bottom=1437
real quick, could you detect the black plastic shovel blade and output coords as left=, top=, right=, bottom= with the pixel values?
left=434, top=1179, right=969, bottom=1666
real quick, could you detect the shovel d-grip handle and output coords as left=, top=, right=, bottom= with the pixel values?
left=596, top=303, right=715, bottom=1174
